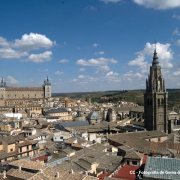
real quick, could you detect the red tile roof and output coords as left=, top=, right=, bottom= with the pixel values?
left=98, top=172, right=111, bottom=180
left=31, top=155, right=48, bottom=162
left=112, top=165, right=140, bottom=180
left=142, top=155, right=148, bottom=164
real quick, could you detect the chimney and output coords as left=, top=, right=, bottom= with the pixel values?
left=40, top=169, right=43, bottom=173
left=85, top=171, right=88, bottom=176
left=19, top=166, right=21, bottom=171
left=70, top=169, right=73, bottom=174
left=56, top=172, right=59, bottom=178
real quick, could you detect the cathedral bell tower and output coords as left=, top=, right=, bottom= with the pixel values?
left=144, top=46, right=168, bottom=133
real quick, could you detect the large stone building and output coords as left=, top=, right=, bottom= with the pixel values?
left=144, top=47, right=168, bottom=133
left=0, top=77, right=51, bottom=100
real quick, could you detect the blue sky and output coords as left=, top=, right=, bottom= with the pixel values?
left=1, top=0, right=180, bottom=92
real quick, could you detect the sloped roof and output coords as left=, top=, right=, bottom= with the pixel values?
left=9, top=159, right=46, bottom=170
left=144, top=157, right=180, bottom=179
left=55, top=121, right=89, bottom=129
left=124, top=150, right=143, bottom=160
left=45, top=108, right=68, bottom=114
left=87, top=111, right=102, bottom=120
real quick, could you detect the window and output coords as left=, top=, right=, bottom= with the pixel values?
left=20, top=147, right=22, bottom=152
left=132, top=161, right=137, bottom=165
left=10, top=148, right=13, bottom=152
left=27, top=146, right=29, bottom=150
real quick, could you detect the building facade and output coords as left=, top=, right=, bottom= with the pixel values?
left=144, top=48, right=168, bottom=133
left=0, top=77, right=51, bottom=99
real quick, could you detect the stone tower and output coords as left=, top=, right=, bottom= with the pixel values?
left=43, top=76, right=51, bottom=98
left=144, top=47, right=168, bottom=133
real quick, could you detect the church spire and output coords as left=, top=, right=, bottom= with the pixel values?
left=152, top=44, right=159, bottom=67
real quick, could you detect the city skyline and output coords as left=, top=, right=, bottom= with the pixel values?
left=1, top=0, right=180, bottom=92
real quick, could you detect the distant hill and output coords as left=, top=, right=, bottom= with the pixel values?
left=52, top=89, right=180, bottom=111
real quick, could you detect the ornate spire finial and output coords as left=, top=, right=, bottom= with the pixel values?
left=152, top=41, right=159, bottom=67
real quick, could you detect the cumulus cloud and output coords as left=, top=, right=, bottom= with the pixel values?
left=0, top=48, right=28, bottom=59
left=100, top=0, right=121, bottom=3
left=13, top=33, right=54, bottom=51
left=55, top=71, right=64, bottom=75
left=93, top=43, right=99, bottom=47
left=0, top=37, right=10, bottom=47
left=128, top=42, right=174, bottom=72
left=172, top=69, right=180, bottom=76
left=133, top=0, right=180, bottom=10
left=172, top=14, right=180, bottom=19
left=58, top=59, right=69, bottom=63
left=7, top=76, right=19, bottom=84
left=76, top=57, right=118, bottom=66
left=94, top=51, right=104, bottom=55
left=79, top=68, right=86, bottom=72
left=22, top=51, right=52, bottom=63
left=106, top=71, right=118, bottom=76
left=123, top=71, right=144, bottom=81
left=95, top=65, right=110, bottom=74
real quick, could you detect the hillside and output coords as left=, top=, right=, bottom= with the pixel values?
left=52, top=89, right=180, bottom=111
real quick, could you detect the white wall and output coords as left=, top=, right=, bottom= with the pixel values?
left=4, top=113, right=22, bottom=119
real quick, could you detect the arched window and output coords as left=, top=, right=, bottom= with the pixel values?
left=161, top=99, right=164, bottom=104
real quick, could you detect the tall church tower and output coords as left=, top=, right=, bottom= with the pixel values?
left=144, top=47, right=168, bottom=133
left=43, top=76, right=51, bottom=98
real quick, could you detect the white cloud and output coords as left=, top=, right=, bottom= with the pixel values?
left=123, top=71, right=144, bottom=81
left=106, top=71, right=118, bottom=76
left=78, top=75, right=86, bottom=78
left=38, top=69, right=49, bottom=72
left=55, top=71, right=64, bottom=75
left=58, top=59, right=69, bottom=63
left=79, top=68, right=86, bottom=72
left=22, top=51, right=52, bottom=63
left=7, top=76, right=19, bottom=84
left=71, top=79, right=78, bottom=82
left=172, top=27, right=180, bottom=35
left=0, top=48, right=28, bottom=59
left=13, top=33, right=54, bottom=51
left=76, top=57, right=118, bottom=66
left=172, top=14, right=180, bottom=19
left=0, top=37, right=10, bottom=47
left=128, top=42, right=174, bottom=72
left=64, top=42, right=67, bottom=45
left=93, top=43, right=99, bottom=47
left=100, top=0, right=121, bottom=3
left=133, top=0, right=180, bottom=10
left=95, top=65, right=110, bottom=74
left=94, top=51, right=104, bottom=55
left=176, top=39, right=180, bottom=46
